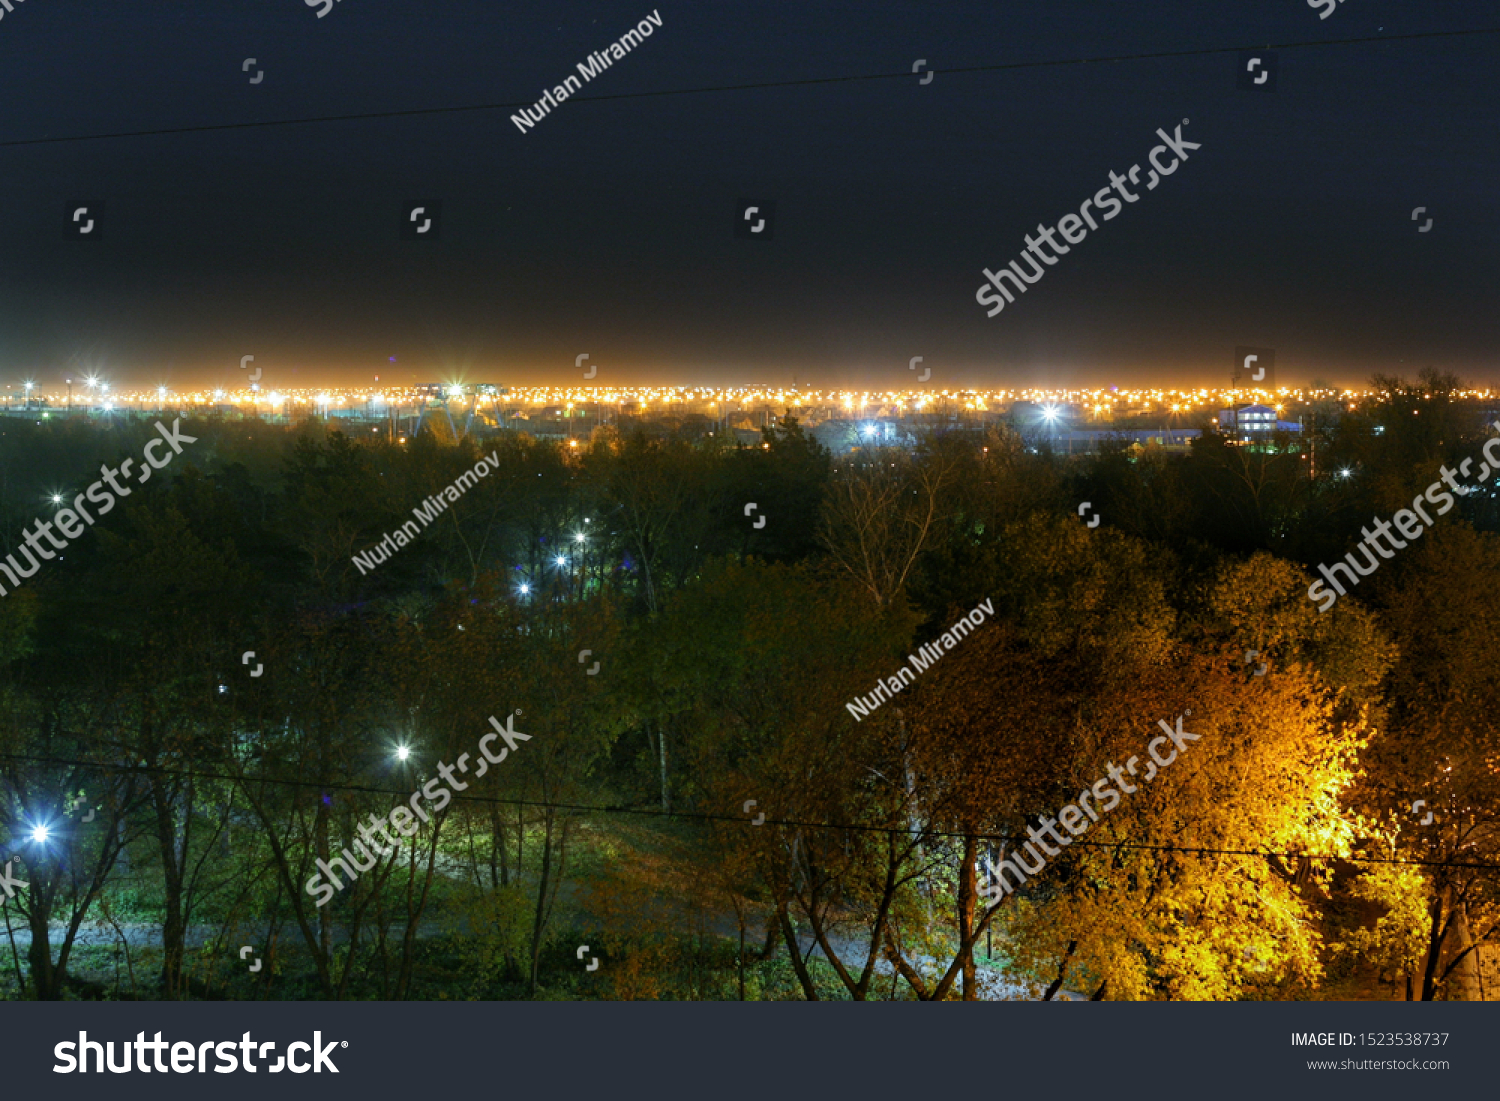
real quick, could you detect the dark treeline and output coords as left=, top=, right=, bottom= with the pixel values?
left=0, top=370, right=1495, bottom=1000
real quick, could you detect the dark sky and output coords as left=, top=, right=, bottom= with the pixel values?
left=1, top=0, right=1496, bottom=393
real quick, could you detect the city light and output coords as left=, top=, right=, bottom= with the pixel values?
left=554, top=556, right=567, bottom=567
left=3, top=382, right=1479, bottom=436
left=396, top=745, right=411, bottom=761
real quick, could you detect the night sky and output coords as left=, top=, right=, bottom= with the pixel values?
left=1, top=0, right=1496, bottom=392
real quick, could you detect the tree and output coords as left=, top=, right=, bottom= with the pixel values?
left=643, top=559, right=920, bottom=999
left=1355, top=524, right=1500, bottom=999
left=819, top=444, right=955, bottom=609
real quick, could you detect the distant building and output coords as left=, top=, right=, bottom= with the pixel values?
left=1052, top=428, right=1200, bottom=453
left=1218, top=404, right=1301, bottom=437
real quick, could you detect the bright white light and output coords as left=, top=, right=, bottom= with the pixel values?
left=575, top=533, right=585, bottom=543
left=555, top=556, right=567, bottom=567
left=861, top=424, right=877, bottom=436
left=1338, top=468, right=1353, bottom=480
left=519, top=583, right=531, bottom=595
left=157, top=386, right=167, bottom=398
left=317, top=393, right=332, bottom=406
left=213, top=389, right=225, bottom=401
left=30, top=825, right=49, bottom=843
left=448, top=385, right=464, bottom=398
left=396, top=745, right=411, bottom=761
left=50, top=494, right=62, bottom=505
left=1042, top=406, right=1059, bottom=422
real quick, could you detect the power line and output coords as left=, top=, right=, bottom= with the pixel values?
left=3, top=27, right=1497, bottom=150
left=3, top=750, right=1493, bottom=873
